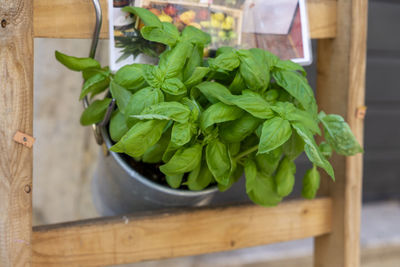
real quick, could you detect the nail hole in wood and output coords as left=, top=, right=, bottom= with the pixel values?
left=1, top=19, right=6, bottom=28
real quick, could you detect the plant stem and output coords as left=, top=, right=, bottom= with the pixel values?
left=234, top=145, right=258, bottom=161
left=206, top=71, right=215, bottom=81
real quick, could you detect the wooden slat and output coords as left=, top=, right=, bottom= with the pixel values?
left=308, top=0, right=337, bottom=39
left=32, top=198, right=332, bottom=267
left=314, top=0, right=368, bottom=266
left=33, top=0, right=337, bottom=39
left=0, top=0, right=34, bottom=266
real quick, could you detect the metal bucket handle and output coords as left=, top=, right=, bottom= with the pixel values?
left=83, top=0, right=108, bottom=145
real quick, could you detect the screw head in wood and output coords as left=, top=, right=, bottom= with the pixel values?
left=24, top=185, right=31, bottom=194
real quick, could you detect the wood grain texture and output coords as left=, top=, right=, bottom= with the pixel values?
left=0, top=0, right=34, bottom=266
left=308, top=0, right=337, bottom=39
left=32, top=198, right=332, bottom=267
left=33, top=0, right=336, bottom=39
left=314, top=0, right=368, bottom=267
left=33, top=0, right=109, bottom=39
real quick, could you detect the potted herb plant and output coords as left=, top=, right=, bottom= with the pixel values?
left=56, top=7, right=363, bottom=215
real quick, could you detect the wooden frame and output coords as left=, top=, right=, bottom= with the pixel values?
left=0, top=0, right=367, bottom=266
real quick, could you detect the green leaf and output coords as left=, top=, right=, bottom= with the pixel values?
left=283, top=131, right=305, bottom=160
left=228, top=142, right=241, bottom=156
left=206, top=139, right=231, bottom=186
left=272, top=102, right=320, bottom=135
left=143, top=64, right=162, bottom=88
left=187, top=162, right=214, bottom=191
left=160, top=143, right=202, bottom=176
left=80, top=98, right=112, bottom=126
left=140, top=26, right=178, bottom=47
left=181, top=26, right=211, bottom=45
left=245, top=159, right=282, bottom=206
left=286, top=110, right=321, bottom=135
left=292, top=123, right=335, bottom=180
left=195, top=81, right=233, bottom=104
left=109, top=110, right=129, bottom=142
left=275, top=157, right=296, bottom=197
left=124, top=87, right=164, bottom=127
left=184, top=67, right=210, bottom=89
left=244, top=159, right=257, bottom=193
left=319, top=141, right=333, bottom=158
left=162, top=141, right=178, bottom=163
left=196, top=85, right=274, bottom=119
left=249, top=48, right=279, bottom=68
left=209, top=50, right=240, bottom=71
left=110, top=81, right=132, bottom=113
left=171, top=122, right=193, bottom=147
left=114, top=64, right=147, bottom=91
left=200, top=102, right=244, bottom=131
left=158, top=41, right=193, bottom=79
left=218, top=164, right=243, bottom=192
left=318, top=111, right=363, bottom=156
left=272, top=70, right=317, bottom=116
left=161, top=78, right=187, bottom=95
left=229, top=90, right=275, bottom=119
left=132, top=101, right=190, bottom=124
left=181, top=97, right=201, bottom=122
left=82, top=67, right=109, bottom=81
left=183, top=45, right=204, bottom=81
left=161, top=22, right=180, bottom=43
left=55, top=51, right=100, bottom=71
left=142, top=130, right=171, bottom=163
left=219, top=112, right=262, bottom=143
left=264, top=89, right=279, bottom=103
left=302, top=165, right=320, bottom=199
left=255, top=146, right=282, bottom=176
left=80, top=72, right=110, bottom=100
left=110, top=120, right=168, bottom=158
left=229, top=71, right=245, bottom=94
left=258, top=117, right=292, bottom=154
left=166, top=173, right=184, bottom=189
left=122, top=6, right=162, bottom=28
left=237, top=49, right=270, bottom=91
left=216, top=46, right=235, bottom=56
left=275, top=59, right=306, bottom=76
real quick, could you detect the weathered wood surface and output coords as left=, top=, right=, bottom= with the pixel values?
left=314, top=0, right=368, bottom=266
left=32, top=198, right=332, bottom=267
left=0, top=0, right=34, bottom=266
left=33, top=0, right=337, bottom=39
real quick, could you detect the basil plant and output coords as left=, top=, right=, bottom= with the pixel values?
left=55, top=7, right=363, bottom=206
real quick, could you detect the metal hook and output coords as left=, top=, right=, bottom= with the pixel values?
left=83, top=0, right=104, bottom=145
left=99, top=99, right=116, bottom=127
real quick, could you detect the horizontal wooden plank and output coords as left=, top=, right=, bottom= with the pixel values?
left=33, top=0, right=336, bottom=39
left=32, top=198, right=332, bottom=267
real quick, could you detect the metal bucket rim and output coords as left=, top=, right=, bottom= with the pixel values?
left=100, top=126, right=219, bottom=196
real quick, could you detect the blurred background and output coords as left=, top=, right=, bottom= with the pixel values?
left=32, top=0, right=399, bottom=266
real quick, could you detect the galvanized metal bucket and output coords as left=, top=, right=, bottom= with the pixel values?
left=91, top=127, right=218, bottom=216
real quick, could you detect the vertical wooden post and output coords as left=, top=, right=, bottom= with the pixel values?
left=0, top=0, right=33, bottom=266
left=314, top=0, right=368, bottom=267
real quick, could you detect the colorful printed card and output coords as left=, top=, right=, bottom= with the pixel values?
left=108, top=0, right=312, bottom=71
